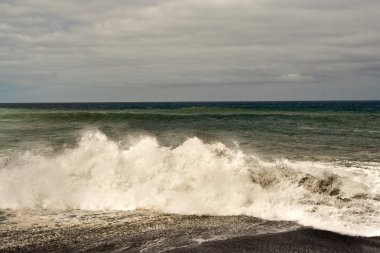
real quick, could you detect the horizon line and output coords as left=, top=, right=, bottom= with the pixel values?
left=0, top=99, right=380, bottom=104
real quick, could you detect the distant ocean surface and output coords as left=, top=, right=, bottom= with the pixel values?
left=0, top=101, right=379, bottom=251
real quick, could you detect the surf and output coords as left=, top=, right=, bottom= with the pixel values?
left=0, top=130, right=379, bottom=236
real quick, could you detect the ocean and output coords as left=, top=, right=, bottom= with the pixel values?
left=0, top=101, right=379, bottom=252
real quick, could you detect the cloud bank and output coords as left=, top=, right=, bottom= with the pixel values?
left=0, top=0, right=379, bottom=102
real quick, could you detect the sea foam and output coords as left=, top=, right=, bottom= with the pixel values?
left=0, top=131, right=379, bottom=236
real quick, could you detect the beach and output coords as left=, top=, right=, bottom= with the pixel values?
left=169, top=229, right=380, bottom=253
left=1, top=209, right=379, bottom=253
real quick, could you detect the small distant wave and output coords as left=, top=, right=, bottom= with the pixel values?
left=0, top=131, right=379, bottom=236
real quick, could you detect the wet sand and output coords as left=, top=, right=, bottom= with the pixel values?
left=168, top=229, right=380, bottom=253
left=0, top=209, right=379, bottom=253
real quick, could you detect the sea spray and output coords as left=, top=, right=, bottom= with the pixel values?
left=0, top=130, right=379, bottom=236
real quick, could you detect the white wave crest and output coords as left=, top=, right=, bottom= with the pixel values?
left=0, top=131, right=379, bottom=236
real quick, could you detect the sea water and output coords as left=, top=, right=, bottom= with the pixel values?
left=0, top=101, right=379, bottom=240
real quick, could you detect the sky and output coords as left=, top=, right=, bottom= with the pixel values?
left=0, top=0, right=379, bottom=102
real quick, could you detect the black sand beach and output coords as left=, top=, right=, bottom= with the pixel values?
left=168, top=229, right=380, bottom=253
left=0, top=210, right=378, bottom=253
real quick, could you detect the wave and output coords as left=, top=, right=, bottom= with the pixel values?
left=0, top=131, right=379, bottom=236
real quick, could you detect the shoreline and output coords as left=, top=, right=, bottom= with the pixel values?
left=167, top=228, right=380, bottom=253
left=1, top=210, right=379, bottom=253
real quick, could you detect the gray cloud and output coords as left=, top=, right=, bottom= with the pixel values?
left=0, top=0, right=379, bottom=102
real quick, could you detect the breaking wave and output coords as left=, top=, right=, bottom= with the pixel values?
left=0, top=131, right=379, bottom=236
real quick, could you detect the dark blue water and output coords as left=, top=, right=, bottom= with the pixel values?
left=1, top=100, right=380, bottom=111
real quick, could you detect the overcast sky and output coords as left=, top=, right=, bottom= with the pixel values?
left=0, top=0, right=379, bottom=102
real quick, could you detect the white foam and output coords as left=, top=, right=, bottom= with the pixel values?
left=0, top=130, right=379, bottom=236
